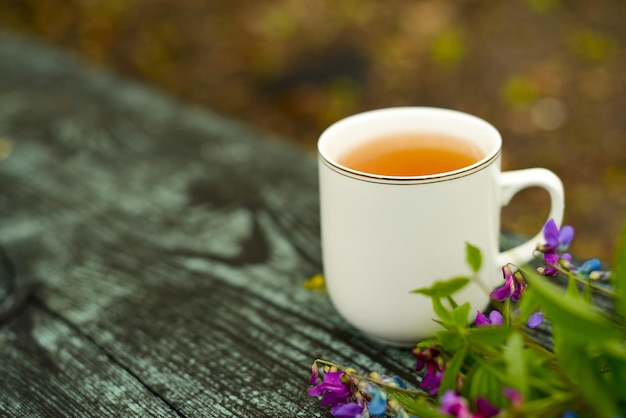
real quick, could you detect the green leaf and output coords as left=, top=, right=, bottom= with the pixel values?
left=603, top=340, right=626, bottom=361
left=518, top=282, right=542, bottom=323
left=432, top=298, right=453, bottom=323
left=413, top=277, right=471, bottom=325
left=565, top=345, right=620, bottom=417
left=565, top=272, right=583, bottom=301
left=552, top=328, right=585, bottom=387
left=611, top=219, right=626, bottom=321
left=450, top=302, right=472, bottom=327
left=526, top=353, right=563, bottom=396
left=604, top=350, right=626, bottom=398
left=463, top=362, right=507, bottom=409
left=438, top=344, right=467, bottom=394
left=465, top=242, right=482, bottom=273
left=521, top=267, right=621, bottom=344
left=465, top=326, right=512, bottom=346
left=446, top=295, right=459, bottom=309
left=436, top=329, right=464, bottom=352
left=412, top=276, right=471, bottom=298
left=392, top=393, right=449, bottom=418
left=520, top=395, right=572, bottom=418
left=505, top=333, right=527, bottom=397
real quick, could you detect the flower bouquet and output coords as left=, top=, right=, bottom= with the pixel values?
left=308, top=219, right=626, bottom=417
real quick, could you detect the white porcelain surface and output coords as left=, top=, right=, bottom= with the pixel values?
left=318, top=107, right=564, bottom=346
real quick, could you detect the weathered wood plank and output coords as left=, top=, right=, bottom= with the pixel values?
left=0, top=305, right=178, bottom=417
left=0, top=32, right=419, bottom=417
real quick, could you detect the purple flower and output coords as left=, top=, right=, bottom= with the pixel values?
left=413, top=346, right=445, bottom=396
left=474, top=397, right=500, bottom=418
left=503, top=388, right=522, bottom=408
left=421, top=368, right=443, bottom=396
left=527, top=311, right=544, bottom=328
left=543, top=219, right=574, bottom=252
left=440, top=391, right=499, bottom=418
left=308, top=370, right=353, bottom=407
left=538, top=220, right=576, bottom=276
left=490, top=266, right=527, bottom=302
left=330, top=402, right=366, bottom=418
left=540, top=251, right=572, bottom=276
left=309, top=366, right=397, bottom=417
left=475, top=310, right=503, bottom=326
left=490, top=266, right=515, bottom=301
left=440, top=390, right=471, bottom=417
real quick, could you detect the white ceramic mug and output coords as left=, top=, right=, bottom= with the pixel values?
left=318, top=107, right=564, bottom=346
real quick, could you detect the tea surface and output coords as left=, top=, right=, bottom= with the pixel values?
left=338, top=132, right=483, bottom=176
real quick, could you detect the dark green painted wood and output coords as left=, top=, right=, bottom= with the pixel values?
left=0, top=32, right=419, bottom=417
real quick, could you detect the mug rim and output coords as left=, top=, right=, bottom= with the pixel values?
left=318, top=107, right=502, bottom=184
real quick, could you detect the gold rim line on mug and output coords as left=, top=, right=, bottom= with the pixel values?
left=318, top=149, right=502, bottom=185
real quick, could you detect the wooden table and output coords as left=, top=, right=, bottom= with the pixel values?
left=0, top=32, right=425, bottom=417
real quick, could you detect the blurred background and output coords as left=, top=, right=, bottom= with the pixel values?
left=0, top=0, right=624, bottom=262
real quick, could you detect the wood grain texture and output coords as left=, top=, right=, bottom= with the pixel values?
left=0, top=32, right=419, bottom=417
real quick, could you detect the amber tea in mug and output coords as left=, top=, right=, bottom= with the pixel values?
left=337, top=132, right=484, bottom=176
left=318, top=107, right=566, bottom=346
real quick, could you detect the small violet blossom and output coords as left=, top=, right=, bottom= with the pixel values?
left=330, top=402, right=366, bottom=418
left=440, top=390, right=499, bottom=418
left=473, top=398, right=500, bottom=418
left=490, top=265, right=527, bottom=302
left=539, top=221, right=610, bottom=281
left=503, top=387, right=523, bottom=409
left=541, top=251, right=572, bottom=276
left=538, top=219, right=574, bottom=276
left=440, top=390, right=471, bottom=418
left=527, top=311, right=544, bottom=329
left=413, top=346, right=445, bottom=396
left=475, top=310, right=503, bottom=327
left=542, top=219, right=574, bottom=252
left=309, top=364, right=402, bottom=418
left=308, top=369, right=353, bottom=407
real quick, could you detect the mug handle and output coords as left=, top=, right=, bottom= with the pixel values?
left=497, top=168, right=565, bottom=267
